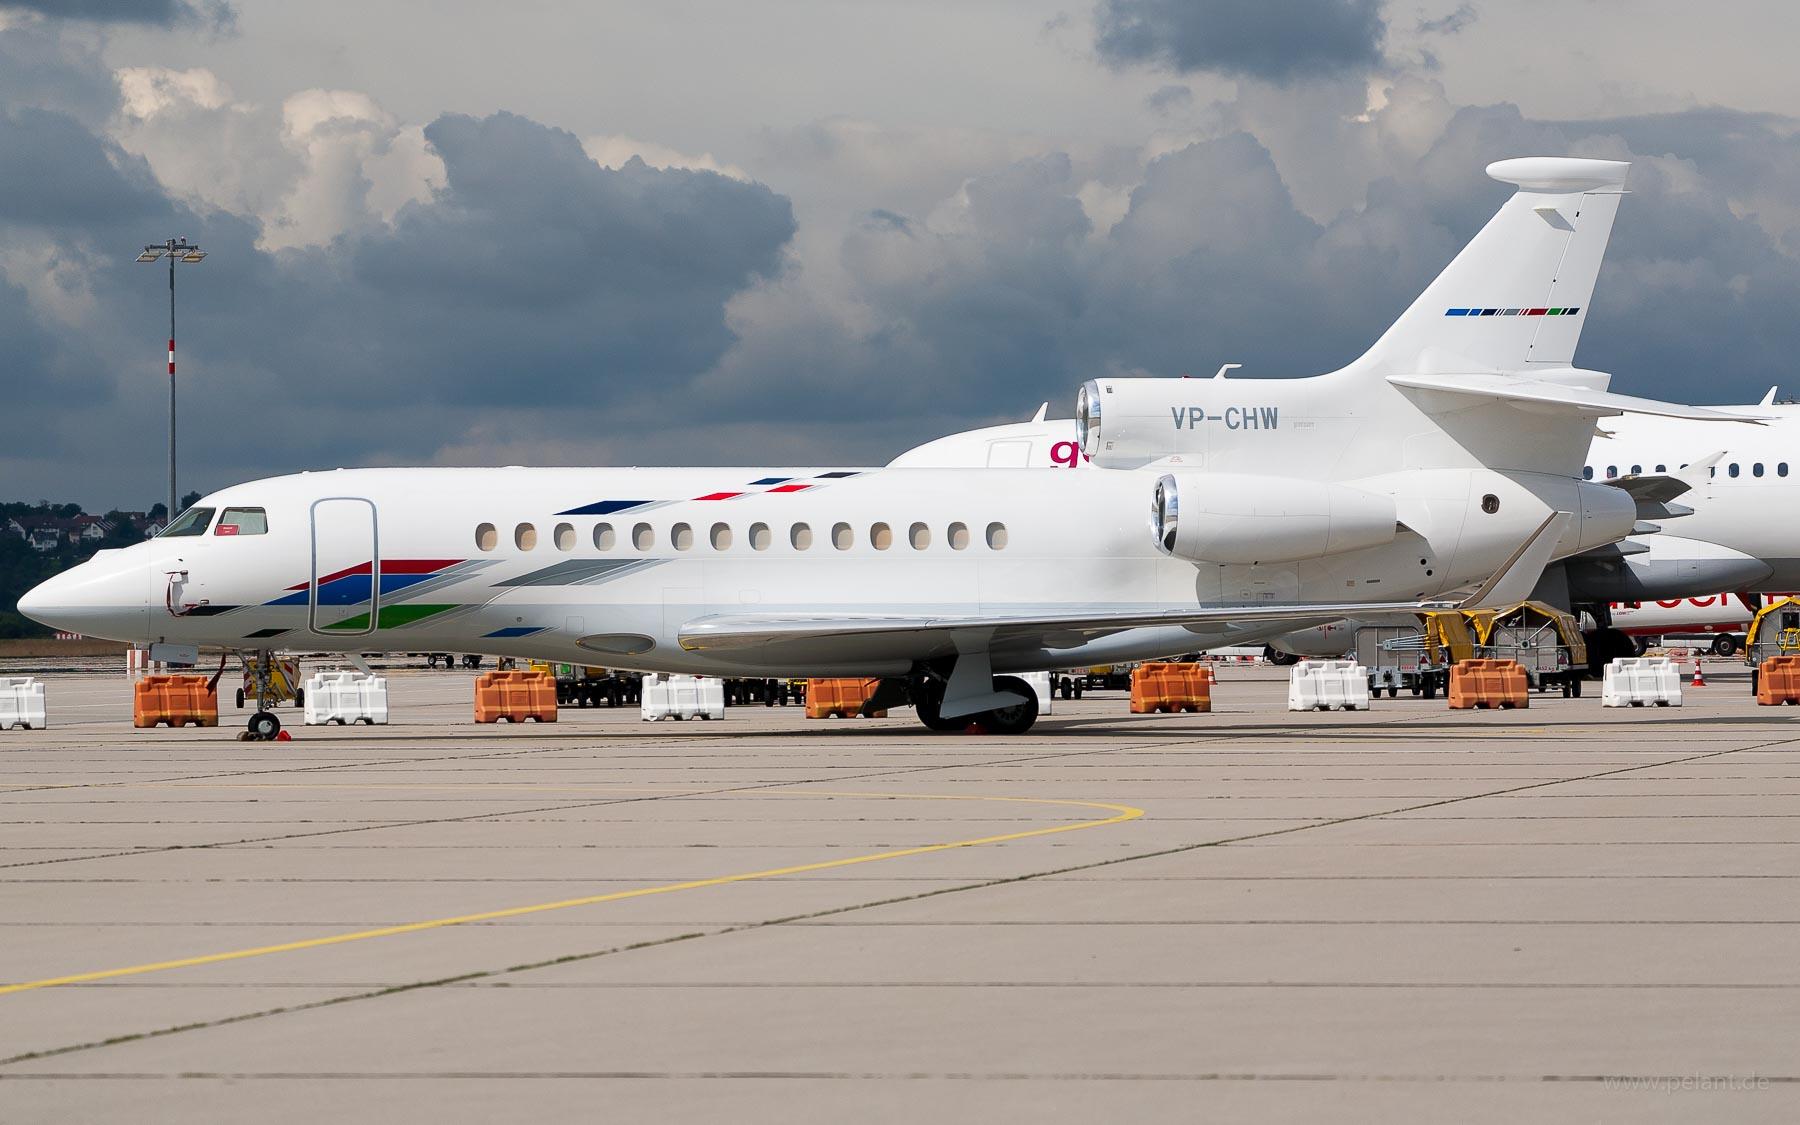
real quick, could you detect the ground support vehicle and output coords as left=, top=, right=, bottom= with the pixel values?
left=722, top=678, right=804, bottom=706
left=1354, top=624, right=1449, bottom=699
left=421, top=653, right=487, bottom=670
left=530, top=663, right=641, bottom=707
left=1745, top=597, right=1800, bottom=697
left=1079, top=664, right=1137, bottom=691
left=1467, top=602, right=1587, bottom=697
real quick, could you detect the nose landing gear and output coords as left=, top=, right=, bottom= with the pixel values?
left=236, top=649, right=293, bottom=741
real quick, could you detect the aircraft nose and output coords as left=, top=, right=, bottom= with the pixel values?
left=15, top=551, right=153, bottom=642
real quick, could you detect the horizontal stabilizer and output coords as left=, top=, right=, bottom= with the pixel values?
left=1390, top=372, right=1766, bottom=423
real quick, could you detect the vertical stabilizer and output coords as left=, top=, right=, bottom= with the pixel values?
left=1352, top=157, right=1629, bottom=375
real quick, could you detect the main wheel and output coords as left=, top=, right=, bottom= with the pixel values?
left=912, top=683, right=966, bottom=732
left=981, top=676, right=1040, bottom=735
left=248, top=711, right=281, bottom=740
left=1713, top=635, right=1739, bottom=658
left=235, top=687, right=246, bottom=709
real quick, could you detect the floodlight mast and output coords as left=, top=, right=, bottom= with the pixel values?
left=136, top=238, right=206, bottom=524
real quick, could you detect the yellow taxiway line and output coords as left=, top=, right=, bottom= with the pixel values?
left=0, top=785, right=1143, bottom=995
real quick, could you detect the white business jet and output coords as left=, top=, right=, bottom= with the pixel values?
left=21, top=157, right=1729, bottom=737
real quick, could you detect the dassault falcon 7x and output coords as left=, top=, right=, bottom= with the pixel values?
left=20, top=157, right=1740, bottom=736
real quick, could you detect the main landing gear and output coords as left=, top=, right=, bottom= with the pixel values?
left=911, top=674, right=1039, bottom=735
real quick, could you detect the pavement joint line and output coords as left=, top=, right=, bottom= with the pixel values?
left=1, top=1070, right=1796, bottom=1083
left=6, top=714, right=1796, bottom=1070
left=0, top=789, right=1144, bottom=997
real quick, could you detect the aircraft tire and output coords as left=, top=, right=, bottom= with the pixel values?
left=982, top=676, right=1039, bottom=735
left=1713, top=635, right=1739, bottom=658
left=248, top=711, right=280, bottom=740
left=912, top=684, right=965, bottom=732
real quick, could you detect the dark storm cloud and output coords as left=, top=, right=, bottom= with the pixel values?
left=0, top=93, right=796, bottom=500
left=1094, top=0, right=1386, bottom=81
left=0, top=108, right=173, bottom=227
left=0, top=0, right=233, bottom=29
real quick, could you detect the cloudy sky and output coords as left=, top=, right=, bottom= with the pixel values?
left=3, top=0, right=1798, bottom=509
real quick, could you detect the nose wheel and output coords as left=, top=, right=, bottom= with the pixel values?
left=245, top=711, right=282, bottom=740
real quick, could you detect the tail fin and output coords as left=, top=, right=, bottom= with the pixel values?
left=1351, top=157, right=1630, bottom=375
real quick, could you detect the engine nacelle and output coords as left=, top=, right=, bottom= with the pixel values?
left=1562, top=534, right=1774, bottom=603
left=1151, top=472, right=1399, bottom=565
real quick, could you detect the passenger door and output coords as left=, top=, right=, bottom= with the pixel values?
left=309, top=498, right=379, bottom=636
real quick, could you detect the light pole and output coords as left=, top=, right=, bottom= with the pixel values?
left=135, top=238, right=207, bottom=523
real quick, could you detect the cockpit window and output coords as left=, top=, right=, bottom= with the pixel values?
left=159, top=507, right=215, bottom=537
left=216, top=507, right=268, bottom=536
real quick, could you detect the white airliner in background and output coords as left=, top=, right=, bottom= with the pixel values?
left=20, top=158, right=1741, bottom=736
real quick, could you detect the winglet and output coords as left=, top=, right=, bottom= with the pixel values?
left=1030, top=402, right=1049, bottom=423
left=1449, top=512, right=1572, bottom=610
left=1761, top=386, right=1779, bottom=408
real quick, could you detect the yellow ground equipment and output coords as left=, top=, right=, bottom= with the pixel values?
left=1463, top=601, right=1587, bottom=697
left=1744, top=597, right=1800, bottom=696
left=236, top=655, right=302, bottom=710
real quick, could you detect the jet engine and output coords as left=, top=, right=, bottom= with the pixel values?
left=1150, top=472, right=1398, bottom=565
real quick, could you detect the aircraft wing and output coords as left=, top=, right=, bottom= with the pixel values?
left=682, top=515, right=1567, bottom=657
left=1389, top=372, right=1766, bottom=422
left=682, top=600, right=1437, bottom=655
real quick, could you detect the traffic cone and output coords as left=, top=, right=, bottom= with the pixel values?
left=1691, top=659, right=1707, bottom=688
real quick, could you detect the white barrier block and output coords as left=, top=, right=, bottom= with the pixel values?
left=1019, top=671, right=1054, bottom=716
left=641, top=674, right=726, bottom=721
left=1602, top=657, right=1682, bottom=708
left=0, top=677, right=47, bottom=730
left=303, top=671, right=390, bottom=725
left=1287, top=660, right=1371, bottom=712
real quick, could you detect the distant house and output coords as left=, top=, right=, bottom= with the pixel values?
left=27, top=527, right=61, bottom=552
left=66, top=516, right=114, bottom=543
left=4, top=519, right=24, bottom=542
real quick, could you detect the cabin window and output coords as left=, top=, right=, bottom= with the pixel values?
left=671, top=522, right=694, bottom=551
left=870, top=522, right=893, bottom=550
left=593, top=523, right=616, bottom=551
left=514, top=523, right=537, bottom=551
left=749, top=522, right=771, bottom=551
left=986, top=522, right=1009, bottom=550
left=909, top=522, right=931, bottom=550
left=831, top=522, right=853, bottom=550
left=1754, top=463, right=1765, bottom=478
left=710, top=522, right=732, bottom=550
left=475, top=522, right=498, bottom=552
left=948, top=522, right=970, bottom=550
left=1781, top=464, right=1790, bottom=478
left=1582, top=466, right=1593, bottom=480
left=1630, top=464, right=1641, bottom=475
left=1655, top=464, right=1666, bottom=473
left=1606, top=466, right=1618, bottom=479
left=790, top=523, right=813, bottom=550
left=632, top=523, right=654, bottom=551
left=1729, top=463, right=1741, bottom=478
left=215, top=507, right=267, bottom=536
left=553, top=522, right=576, bottom=551
left=160, top=507, right=215, bottom=537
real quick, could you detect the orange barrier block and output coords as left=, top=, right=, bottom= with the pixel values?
left=1756, top=656, right=1800, bottom=705
left=1447, top=658, right=1529, bottom=710
left=474, top=669, right=558, bottom=723
left=1129, top=662, right=1213, bottom=714
left=132, top=674, right=219, bottom=728
left=805, top=678, right=886, bottom=719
